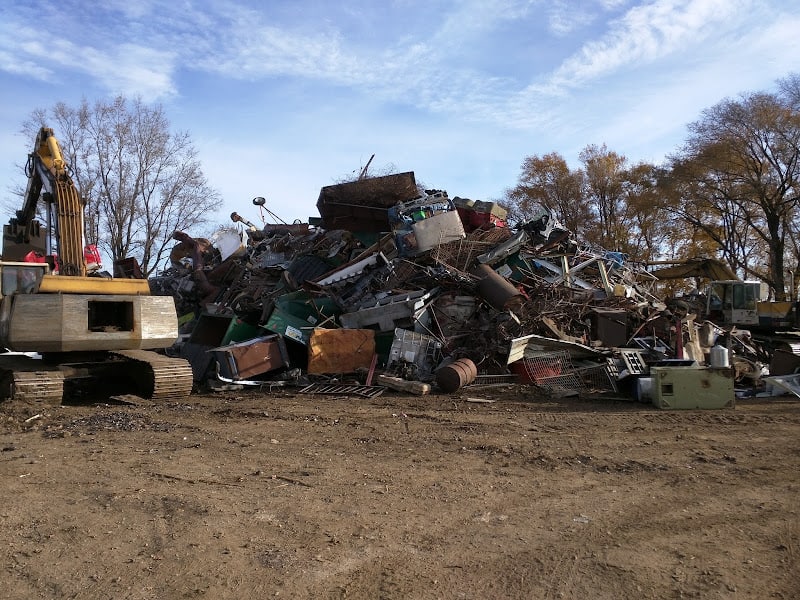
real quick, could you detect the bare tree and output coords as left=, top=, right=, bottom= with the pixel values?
left=665, top=82, right=800, bottom=299
left=22, top=96, right=220, bottom=276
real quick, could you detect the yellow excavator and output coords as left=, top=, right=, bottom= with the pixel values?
left=0, top=126, right=193, bottom=403
left=648, top=258, right=797, bottom=331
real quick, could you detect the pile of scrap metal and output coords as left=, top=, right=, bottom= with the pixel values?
left=146, top=171, right=744, bottom=404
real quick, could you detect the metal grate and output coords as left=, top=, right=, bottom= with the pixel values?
left=298, top=384, right=387, bottom=398
left=620, top=349, right=648, bottom=375
left=520, top=350, right=585, bottom=394
left=575, top=361, right=618, bottom=392
left=469, top=374, right=520, bottom=385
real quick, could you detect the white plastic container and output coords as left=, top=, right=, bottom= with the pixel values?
left=634, top=376, right=654, bottom=402
left=211, top=228, right=246, bottom=261
left=709, top=345, right=730, bottom=368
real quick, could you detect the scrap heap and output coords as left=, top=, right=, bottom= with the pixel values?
left=148, top=171, right=743, bottom=406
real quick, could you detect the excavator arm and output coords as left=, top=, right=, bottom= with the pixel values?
left=5, top=127, right=86, bottom=276
left=647, top=258, right=739, bottom=282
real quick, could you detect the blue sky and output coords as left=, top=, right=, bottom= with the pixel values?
left=1, top=0, right=799, bottom=232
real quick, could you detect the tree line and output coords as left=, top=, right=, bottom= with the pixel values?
left=504, top=73, right=800, bottom=301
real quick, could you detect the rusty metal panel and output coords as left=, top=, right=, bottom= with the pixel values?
left=307, top=328, right=376, bottom=375
left=316, top=172, right=418, bottom=232
left=212, top=335, right=290, bottom=380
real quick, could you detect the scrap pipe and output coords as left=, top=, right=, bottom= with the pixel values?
left=231, top=211, right=258, bottom=232
left=471, top=264, right=524, bottom=311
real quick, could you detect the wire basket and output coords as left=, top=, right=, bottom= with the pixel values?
left=512, top=350, right=585, bottom=393
left=574, top=361, right=618, bottom=392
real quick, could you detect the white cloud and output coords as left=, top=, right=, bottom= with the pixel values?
left=430, top=0, right=537, bottom=41
left=96, top=45, right=178, bottom=101
left=599, top=0, right=631, bottom=9
left=102, top=0, right=159, bottom=20
left=549, top=0, right=746, bottom=87
left=198, top=25, right=359, bottom=83
left=0, top=17, right=177, bottom=101
left=546, top=0, right=597, bottom=36
left=0, top=50, right=52, bottom=79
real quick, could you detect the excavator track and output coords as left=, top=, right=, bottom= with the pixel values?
left=0, top=355, right=65, bottom=404
left=10, top=370, right=66, bottom=403
left=112, top=350, right=194, bottom=400
left=0, top=351, right=193, bottom=405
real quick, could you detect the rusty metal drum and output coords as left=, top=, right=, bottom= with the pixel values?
left=436, top=358, right=478, bottom=392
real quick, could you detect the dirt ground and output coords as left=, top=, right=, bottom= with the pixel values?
left=1, top=384, right=798, bottom=600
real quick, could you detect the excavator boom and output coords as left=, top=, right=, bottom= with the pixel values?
left=6, top=127, right=86, bottom=275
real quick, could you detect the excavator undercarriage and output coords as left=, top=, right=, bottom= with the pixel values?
left=0, top=350, right=193, bottom=404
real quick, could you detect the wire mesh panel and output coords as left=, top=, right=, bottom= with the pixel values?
left=574, top=361, right=618, bottom=392
left=431, top=228, right=513, bottom=272
left=519, top=350, right=585, bottom=394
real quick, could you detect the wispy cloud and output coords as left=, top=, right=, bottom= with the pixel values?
left=428, top=0, right=537, bottom=43
left=502, top=0, right=765, bottom=130
left=0, top=0, right=793, bottom=133
left=0, top=49, right=51, bottom=79
left=548, top=0, right=747, bottom=88
left=180, top=2, right=521, bottom=121
left=191, top=1, right=522, bottom=88
left=546, top=0, right=600, bottom=36
left=0, top=14, right=177, bottom=101
left=195, top=22, right=361, bottom=83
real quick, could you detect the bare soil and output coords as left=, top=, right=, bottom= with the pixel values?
left=1, top=386, right=799, bottom=599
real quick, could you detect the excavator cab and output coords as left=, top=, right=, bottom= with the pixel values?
left=707, top=280, right=794, bottom=330
left=707, top=280, right=760, bottom=327
left=0, top=262, right=49, bottom=296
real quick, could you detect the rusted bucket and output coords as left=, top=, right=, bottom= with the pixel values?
left=436, top=358, right=478, bottom=392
